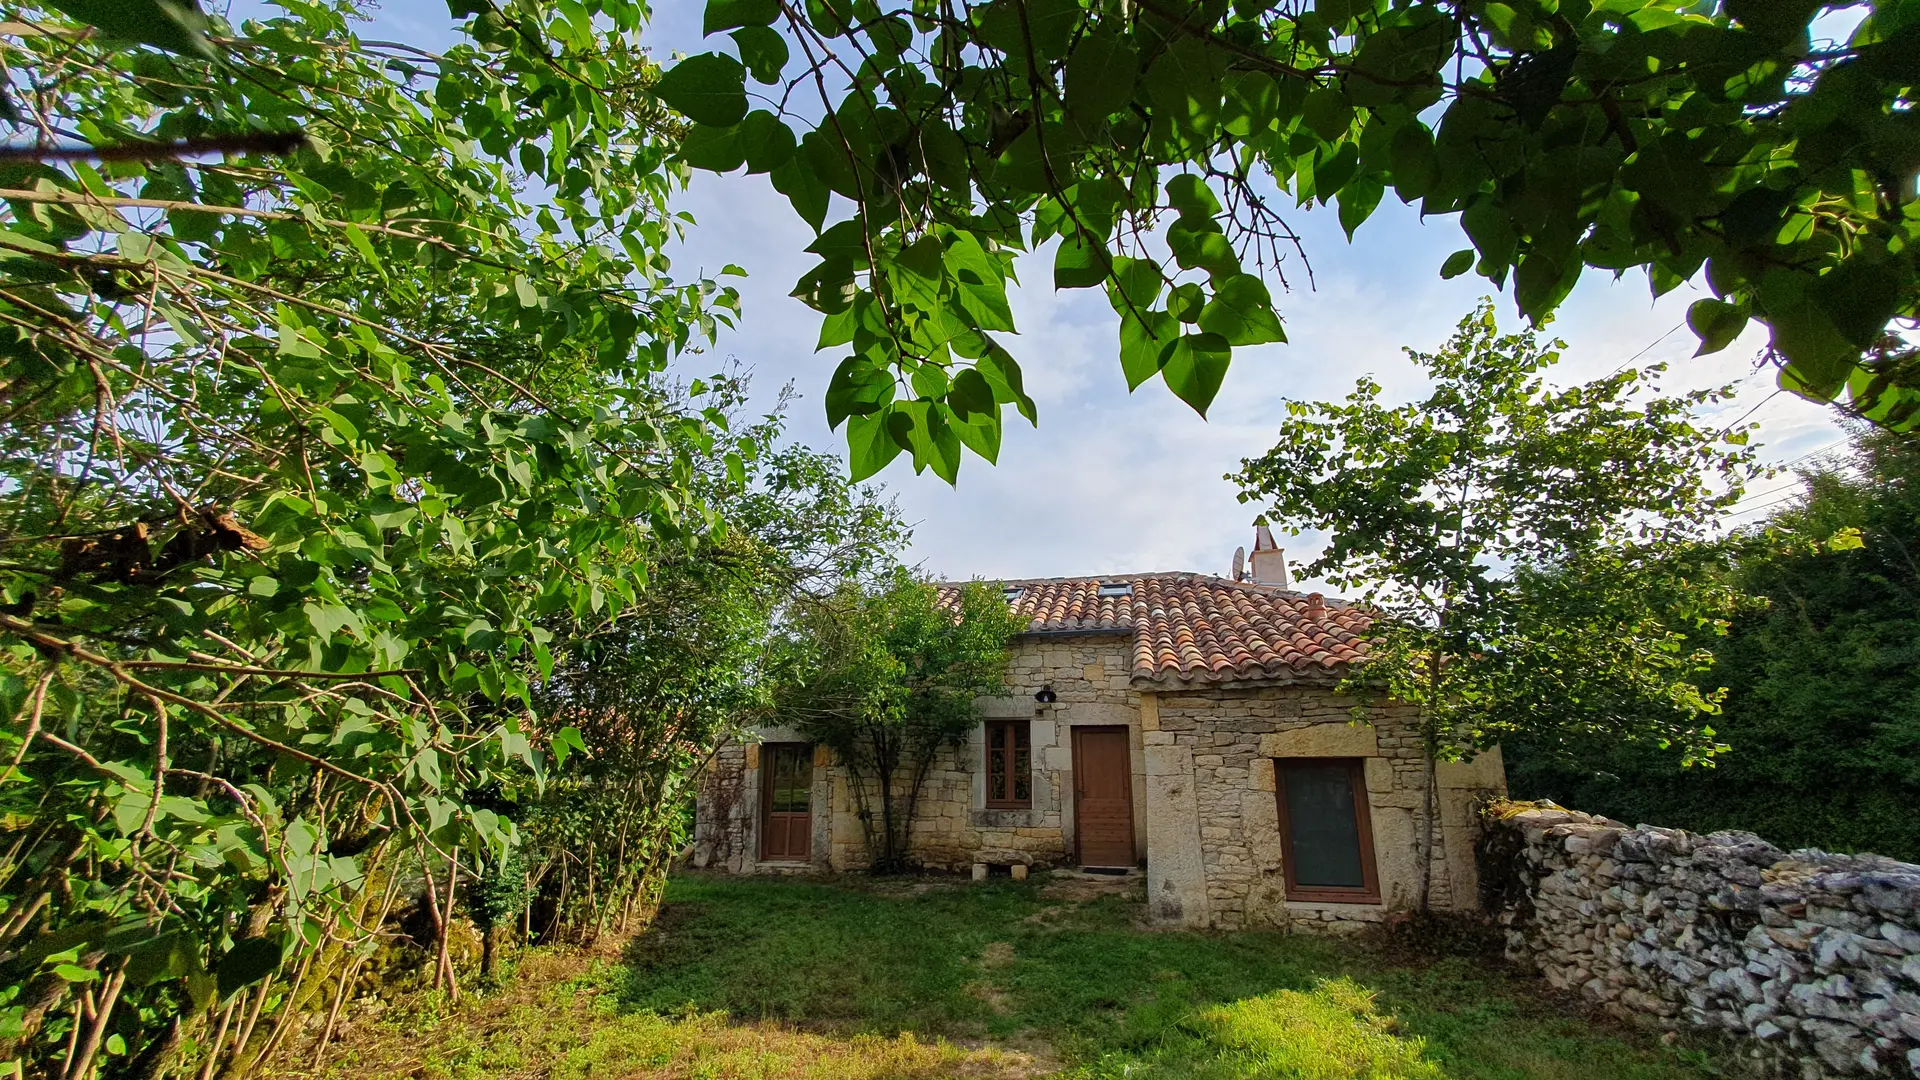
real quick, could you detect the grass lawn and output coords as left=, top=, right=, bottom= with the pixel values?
left=298, top=871, right=1724, bottom=1079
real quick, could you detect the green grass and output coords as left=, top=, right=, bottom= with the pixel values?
left=617, top=873, right=1723, bottom=1080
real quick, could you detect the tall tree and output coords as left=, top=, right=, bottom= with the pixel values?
left=775, top=572, right=1023, bottom=872
left=1232, top=301, right=1761, bottom=907
left=650, top=0, right=1920, bottom=479
left=523, top=379, right=906, bottom=945
left=0, top=1, right=733, bottom=1075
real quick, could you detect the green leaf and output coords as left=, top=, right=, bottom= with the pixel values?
left=1167, top=220, right=1238, bottom=278
left=1302, top=87, right=1354, bottom=142
left=731, top=25, right=789, bottom=83
left=1064, top=29, right=1138, bottom=124
left=1687, top=298, right=1748, bottom=356
left=1812, top=258, right=1902, bottom=351
left=770, top=157, right=829, bottom=229
left=825, top=355, right=895, bottom=427
left=1105, top=256, right=1165, bottom=316
left=655, top=53, right=750, bottom=128
left=1388, top=123, right=1439, bottom=200
left=951, top=409, right=1002, bottom=464
left=549, top=725, right=589, bottom=768
left=1312, top=142, right=1361, bottom=204
left=1198, top=274, right=1286, bottom=346
left=847, top=408, right=906, bottom=480
left=1337, top=176, right=1384, bottom=238
left=44, top=0, right=213, bottom=57
left=216, top=937, right=283, bottom=1000
left=1118, top=306, right=1179, bottom=390
left=1317, top=0, right=1363, bottom=29
left=682, top=122, right=747, bottom=172
left=948, top=367, right=995, bottom=418
left=1165, top=174, right=1222, bottom=221
left=904, top=402, right=963, bottom=483
left=739, top=110, right=796, bottom=173
left=1169, top=282, right=1206, bottom=323
left=1053, top=231, right=1110, bottom=289
left=1440, top=249, right=1476, bottom=279
left=791, top=256, right=857, bottom=314
left=1222, top=70, right=1280, bottom=138
left=704, top=0, right=780, bottom=34
left=976, top=344, right=1037, bottom=424
left=1160, top=332, right=1232, bottom=416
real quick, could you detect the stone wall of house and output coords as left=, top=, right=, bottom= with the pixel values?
left=1143, top=684, right=1504, bottom=932
left=690, top=742, right=749, bottom=871
left=689, top=733, right=833, bottom=875
left=825, top=632, right=1143, bottom=872
left=1480, top=802, right=1920, bottom=1077
left=689, top=634, right=1512, bottom=937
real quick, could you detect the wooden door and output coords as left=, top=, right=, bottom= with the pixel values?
left=1072, top=726, right=1135, bottom=868
left=759, top=743, right=812, bottom=861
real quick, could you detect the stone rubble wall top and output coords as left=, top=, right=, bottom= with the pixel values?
left=1481, top=800, right=1920, bottom=1078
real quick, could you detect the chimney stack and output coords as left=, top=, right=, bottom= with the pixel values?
left=1249, top=525, right=1289, bottom=588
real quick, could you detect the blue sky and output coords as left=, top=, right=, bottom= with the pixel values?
left=228, top=0, right=1847, bottom=589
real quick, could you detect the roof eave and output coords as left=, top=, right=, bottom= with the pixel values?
left=1130, top=666, right=1351, bottom=692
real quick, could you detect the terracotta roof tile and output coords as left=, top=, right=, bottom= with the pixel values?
left=942, top=573, right=1373, bottom=686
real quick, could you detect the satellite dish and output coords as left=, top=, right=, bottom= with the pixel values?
left=1231, top=546, right=1245, bottom=581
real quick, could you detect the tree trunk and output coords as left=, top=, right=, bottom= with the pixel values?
left=439, top=844, right=461, bottom=1001
left=876, top=730, right=902, bottom=873
left=1416, top=719, right=1438, bottom=913
left=1417, top=602, right=1451, bottom=914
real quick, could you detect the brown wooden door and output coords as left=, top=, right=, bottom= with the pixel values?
left=759, top=743, right=812, bottom=861
left=1072, top=726, right=1135, bottom=867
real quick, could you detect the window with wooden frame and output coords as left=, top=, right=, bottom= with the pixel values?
left=984, top=720, right=1031, bottom=808
left=1273, top=757, right=1381, bottom=903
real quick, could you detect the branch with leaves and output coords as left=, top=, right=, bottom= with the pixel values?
left=648, top=0, right=1917, bottom=482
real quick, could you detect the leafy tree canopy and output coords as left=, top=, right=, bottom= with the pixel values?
left=774, top=571, right=1023, bottom=871
left=655, top=0, right=1918, bottom=480
left=1232, top=301, right=1761, bottom=762
left=0, top=0, right=741, bottom=1074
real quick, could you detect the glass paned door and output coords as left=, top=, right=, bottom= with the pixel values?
left=760, top=743, right=813, bottom=861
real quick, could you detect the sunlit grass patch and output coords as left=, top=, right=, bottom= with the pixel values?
left=1182, top=977, right=1443, bottom=1079
left=555, top=1012, right=1038, bottom=1080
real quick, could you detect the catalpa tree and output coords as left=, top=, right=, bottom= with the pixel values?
left=652, top=0, right=1918, bottom=479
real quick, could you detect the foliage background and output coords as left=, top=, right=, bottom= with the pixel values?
left=1506, top=426, right=1920, bottom=862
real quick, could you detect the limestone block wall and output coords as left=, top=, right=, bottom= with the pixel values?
left=691, top=742, right=748, bottom=871
left=1481, top=802, right=1920, bottom=1078
left=691, top=633, right=1146, bottom=874
left=1142, top=684, right=1503, bottom=932
left=828, top=632, right=1144, bottom=872
left=689, top=731, right=832, bottom=874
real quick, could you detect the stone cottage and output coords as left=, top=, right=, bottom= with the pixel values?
left=692, top=533, right=1507, bottom=930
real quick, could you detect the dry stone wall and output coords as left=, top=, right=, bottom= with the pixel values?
left=1481, top=802, right=1920, bottom=1078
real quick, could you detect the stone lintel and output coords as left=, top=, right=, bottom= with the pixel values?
left=1259, top=721, right=1379, bottom=759
left=977, top=695, right=1037, bottom=718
